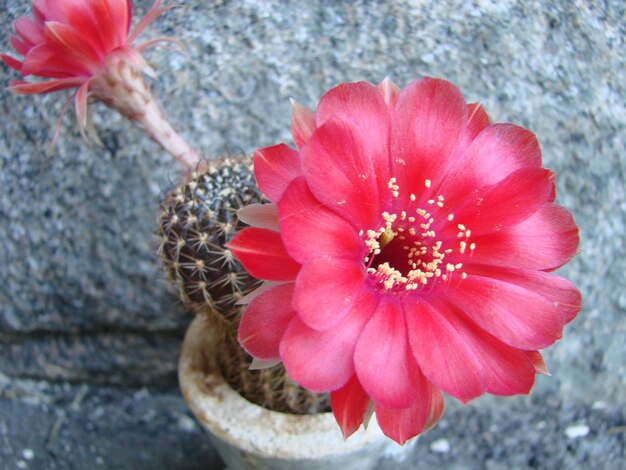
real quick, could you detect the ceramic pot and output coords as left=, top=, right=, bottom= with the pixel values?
left=179, top=315, right=411, bottom=469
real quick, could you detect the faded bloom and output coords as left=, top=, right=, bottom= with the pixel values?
left=228, top=78, right=581, bottom=444
left=2, top=0, right=199, bottom=167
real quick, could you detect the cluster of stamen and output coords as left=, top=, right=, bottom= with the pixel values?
left=360, top=178, right=477, bottom=293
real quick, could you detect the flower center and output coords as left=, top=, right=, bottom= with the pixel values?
left=361, top=178, right=476, bottom=293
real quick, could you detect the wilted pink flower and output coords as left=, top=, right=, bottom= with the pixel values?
left=2, top=0, right=199, bottom=167
left=228, top=77, right=581, bottom=444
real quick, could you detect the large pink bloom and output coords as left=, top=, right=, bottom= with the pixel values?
left=228, top=78, right=581, bottom=445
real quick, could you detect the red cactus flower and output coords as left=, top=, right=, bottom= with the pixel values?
left=2, top=0, right=199, bottom=167
left=228, top=77, right=581, bottom=445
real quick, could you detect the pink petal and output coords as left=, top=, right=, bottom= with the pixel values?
left=376, top=77, right=400, bottom=112
left=471, top=329, right=537, bottom=396
left=463, top=102, right=491, bottom=143
left=1, top=54, right=24, bottom=72
left=98, top=0, right=131, bottom=44
left=404, top=299, right=484, bottom=402
left=19, top=44, right=55, bottom=76
left=227, top=227, right=300, bottom=281
left=423, top=383, right=445, bottom=432
left=253, top=144, right=301, bottom=203
left=390, top=77, right=468, bottom=199
left=82, top=0, right=127, bottom=49
left=280, top=293, right=376, bottom=392
left=374, top=370, right=443, bottom=445
left=315, top=81, right=392, bottom=201
left=441, top=123, right=542, bottom=201
left=467, top=204, right=579, bottom=271
left=47, top=0, right=109, bottom=55
left=32, top=0, right=46, bottom=23
left=41, top=0, right=95, bottom=23
left=406, top=299, right=536, bottom=402
left=237, top=203, right=279, bottom=231
left=468, top=123, right=542, bottom=174
left=330, top=375, right=371, bottom=439
left=442, top=274, right=566, bottom=350
left=7, top=76, right=86, bottom=94
left=22, top=44, right=88, bottom=78
left=278, top=177, right=362, bottom=264
left=301, top=118, right=382, bottom=229
left=40, top=1, right=93, bottom=26
left=462, top=265, right=581, bottom=324
left=546, top=172, right=557, bottom=203
left=14, top=17, right=45, bottom=46
left=527, top=351, right=550, bottom=375
left=293, top=257, right=372, bottom=331
left=10, top=35, right=31, bottom=57
left=448, top=167, right=554, bottom=236
left=354, top=298, right=420, bottom=408
left=290, top=98, right=316, bottom=148
left=44, top=22, right=101, bottom=70
left=238, top=283, right=296, bottom=360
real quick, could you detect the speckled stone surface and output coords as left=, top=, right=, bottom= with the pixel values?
left=1, top=0, right=624, bottom=467
left=2, top=376, right=624, bottom=469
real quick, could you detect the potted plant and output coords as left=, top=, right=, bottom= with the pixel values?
left=159, top=76, right=581, bottom=464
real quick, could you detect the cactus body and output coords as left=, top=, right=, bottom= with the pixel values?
left=159, top=156, right=330, bottom=414
left=159, top=156, right=261, bottom=317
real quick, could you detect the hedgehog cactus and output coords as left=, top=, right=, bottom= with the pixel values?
left=159, top=156, right=330, bottom=414
left=159, top=156, right=262, bottom=316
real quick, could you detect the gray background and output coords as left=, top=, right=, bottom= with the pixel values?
left=1, top=0, right=624, bottom=468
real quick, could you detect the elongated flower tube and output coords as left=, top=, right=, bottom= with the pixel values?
left=2, top=0, right=200, bottom=168
left=228, top=77, right=581, bottom=445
